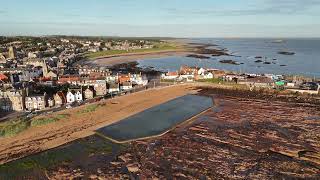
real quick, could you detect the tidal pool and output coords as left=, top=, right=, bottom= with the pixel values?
left=96, top=94, right=213, bottom=142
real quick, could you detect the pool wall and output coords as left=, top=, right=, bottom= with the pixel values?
left=96, top=94, right=213, bottom=143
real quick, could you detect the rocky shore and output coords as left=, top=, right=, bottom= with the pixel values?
left=2, top=85, right=319, bottom=179
left=278, top=51, right=295, bottom=55
left=186, top=54, right=210, bottom=59
left=219, top=59, right=240, bottom=65
left=78, top=41, right=234, bottom=67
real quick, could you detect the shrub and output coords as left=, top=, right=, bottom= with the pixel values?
left=31, top=114, right=70, bottom=127
left=78, top=104, right=100, bottom=114
left=31, top=117, right=59, bottom=127
left=0, top=118, right=30, bottom=137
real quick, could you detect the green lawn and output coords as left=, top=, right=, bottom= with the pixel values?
left=85, top=42, right=180, bottom=59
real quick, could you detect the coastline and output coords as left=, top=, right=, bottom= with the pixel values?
left=76, top=40, right=204, bottom=67
left=90, top=50, right=191, bottom=66
left=1, top=83, right=320, bottom=179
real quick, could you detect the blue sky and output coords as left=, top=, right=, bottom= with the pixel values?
left=1, top=0, right=320, bottom=37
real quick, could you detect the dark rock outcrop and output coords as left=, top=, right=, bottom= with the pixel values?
left=186, top=54, right=210, bottom=59
left=219, top=60, right=240, bottom=65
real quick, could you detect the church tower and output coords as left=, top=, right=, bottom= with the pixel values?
left=42, top=60, right=49, bottom=77
left=8, top=46, right=16, bottom=59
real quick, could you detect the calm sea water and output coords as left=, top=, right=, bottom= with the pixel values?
left=138, top=38, right=320, bottom=77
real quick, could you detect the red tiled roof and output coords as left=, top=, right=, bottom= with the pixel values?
left=39, top=77, right=52, bottom=81
left=118, top=75, right=130, bottom=83
left=0, top=74, right=8, bottom=81
left=57, top=76, right=81, bottom=84
left=167, top=72, right=178, bottom=76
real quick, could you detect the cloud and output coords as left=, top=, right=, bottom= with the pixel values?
left=165, top=0, right=320, bottom=17
left=265, top=0, right=320, bottom=14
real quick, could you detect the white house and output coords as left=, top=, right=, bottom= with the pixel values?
left=161, top=72, right=179, bottom=80
left=66, top=91, right=75, bottom=104
left=131, top=74, right=148, bottom=86
left=106, top=75, right=118, bottom=83
left=66, top=89, right=83, bottom=104
left=203, top=72, right=214, bottom=79
left=197, top=68, right=206, bottom=76
left=75, top=91, right=83, bottom=102
left=121, top=82, right=133, bottom=91
left=108, top=83, right=120, bottom=94
left=180, top=74, right=195, bottom=80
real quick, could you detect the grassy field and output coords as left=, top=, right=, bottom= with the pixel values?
left=77, top=103, right=106, bottom=114
left=0, top=114, right=71, bottom=137
left=30, top=114, right=70, bottom=127
left=0, top=118, right=30, bottom=137
left=85, top=42, right=181, bottom=59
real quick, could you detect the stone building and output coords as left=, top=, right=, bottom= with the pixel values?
left=53, top=92, right=66, bottom=107
left=25, top=93, right=47, bottom=111
left=8, top=46, right=16, bottom=59
left=84, top=87, right=94, bottom=100
left=94, top=80, right=107, bottom=96
left=0, top=90, right=25, bottom=112
left=0, top=94, right=12, bottom=112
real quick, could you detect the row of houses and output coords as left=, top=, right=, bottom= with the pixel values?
left=0, top=74, right=146, bottom=112
left=161, top=66, right=214, bottom=81
left=161, top=66, right=320, bottom=95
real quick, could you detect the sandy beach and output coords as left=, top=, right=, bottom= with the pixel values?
left=91, top=50, right=191, bottom=66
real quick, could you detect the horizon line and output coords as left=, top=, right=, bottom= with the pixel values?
left=1, top=35, right=320, bottom=39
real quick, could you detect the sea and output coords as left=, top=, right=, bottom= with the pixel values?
left=137, top=38, right=320, bottom=78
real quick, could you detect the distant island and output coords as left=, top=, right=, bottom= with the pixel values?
left=278, top=51, right=295, bottom=55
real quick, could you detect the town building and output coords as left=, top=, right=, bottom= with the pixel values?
left=84, top=87, right=94, bottom=99
left=28, top=52, right=39, bottom=58
left=118, top=74, right=131, bottom=84
left=108, top=83, right=120, bottom=94
left=0, top=90, right=25, bottom=112
left=161, top=72, right=179, bottom=80
left=130, top=73, right=148, bottom=86
left=0, top=53, right=6, bottom=61
left=93, top=80, right=107, bottom=96
left=238, top=77, right=274, bottom=88
left=66, top=89, right=83, bottom=104
left=121, top=82, right=133, bottom=91
left=25, top=58, right=44, bottom=67
left=54, top=92, right=66, bottom=107
left=8, top=46, right=16, bottom=59
left=25, top=93, right=47, bottom=111
left=0, top=74, right=9, bottom=83
left=48, top=98, right=55, bottom=108
left=0, top=94, right=12, bottom=112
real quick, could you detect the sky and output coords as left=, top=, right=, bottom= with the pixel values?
left=1, top=0, right=320, bottom=37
